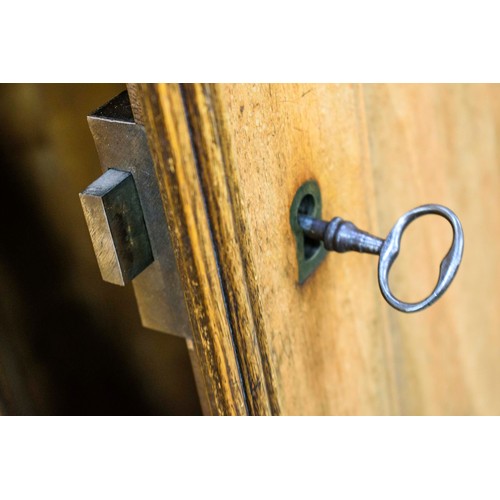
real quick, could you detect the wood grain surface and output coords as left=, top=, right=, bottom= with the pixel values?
left=362, top=84, right=500, bottom=415
left=126, top=84, right=145, bottom=126
left=138, top=84, right=248, bottom=415
left=217, top=84, right=397, bottom=415
left=139, top=83, right=500, bottom=415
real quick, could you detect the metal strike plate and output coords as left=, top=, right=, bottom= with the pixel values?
left=82, top=91, right=191, bottom=338
left=80, top=169, right=153, bottom=286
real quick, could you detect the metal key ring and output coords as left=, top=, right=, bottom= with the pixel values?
left=378, top=204, right=464, bottom=313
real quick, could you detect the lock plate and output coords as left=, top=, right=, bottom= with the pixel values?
left=86, top=91, right=191, bottom=338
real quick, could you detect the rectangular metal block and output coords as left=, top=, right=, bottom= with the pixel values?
left=80, top=169, right=153, bottom=286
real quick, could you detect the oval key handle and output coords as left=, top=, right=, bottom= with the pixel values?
left=378, top=205, right=464, bottom=312
left=298, top=204, right=464, bottom=313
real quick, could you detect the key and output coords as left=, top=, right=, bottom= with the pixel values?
left=298, top=204, right=464, bottom=313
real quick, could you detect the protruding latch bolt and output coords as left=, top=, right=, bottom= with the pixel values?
left=80, top=168, right=153, bottom=286
left=298, top=204, right=464, bottom=313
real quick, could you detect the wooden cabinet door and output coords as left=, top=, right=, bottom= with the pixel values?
left=134, top=84, right=500, bottom=415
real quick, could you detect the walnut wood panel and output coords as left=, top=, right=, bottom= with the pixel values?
left=139, top=83, right=500, bottom=415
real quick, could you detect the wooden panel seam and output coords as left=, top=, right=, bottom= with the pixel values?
left=138, top=83, right=247, bottom=416
left=180, top=83, right=279, bottom=415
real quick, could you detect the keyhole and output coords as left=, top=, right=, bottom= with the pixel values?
left=290, top=180, right=327, bottom=283
left=298, top=194, right=321, bottom=260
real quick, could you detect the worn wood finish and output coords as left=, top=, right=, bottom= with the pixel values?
left=217, top=84, right=397, bottom=415
left=180, top=84, right=277, bottom=415
left=186, top=339, right=212, bottom=416
left=217, top=83, right=500, bottom=415
left=127, top=83, right=216, bottom=416
left=138, top=84, right=248, bottom=416
left=138, top=83, right=500, bottom=415
left=126, top=84, right=145, bottom=126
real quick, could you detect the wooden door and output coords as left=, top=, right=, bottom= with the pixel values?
left=132, top=83, right=500, bottom=415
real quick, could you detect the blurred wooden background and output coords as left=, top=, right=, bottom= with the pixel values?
left=0, top=84, right=200, bottom=415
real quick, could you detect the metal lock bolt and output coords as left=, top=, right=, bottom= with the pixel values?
left=80, top=168, right=153, bottom=286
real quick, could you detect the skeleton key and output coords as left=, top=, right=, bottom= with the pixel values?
left=298, top=204, right=464, bottom=313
